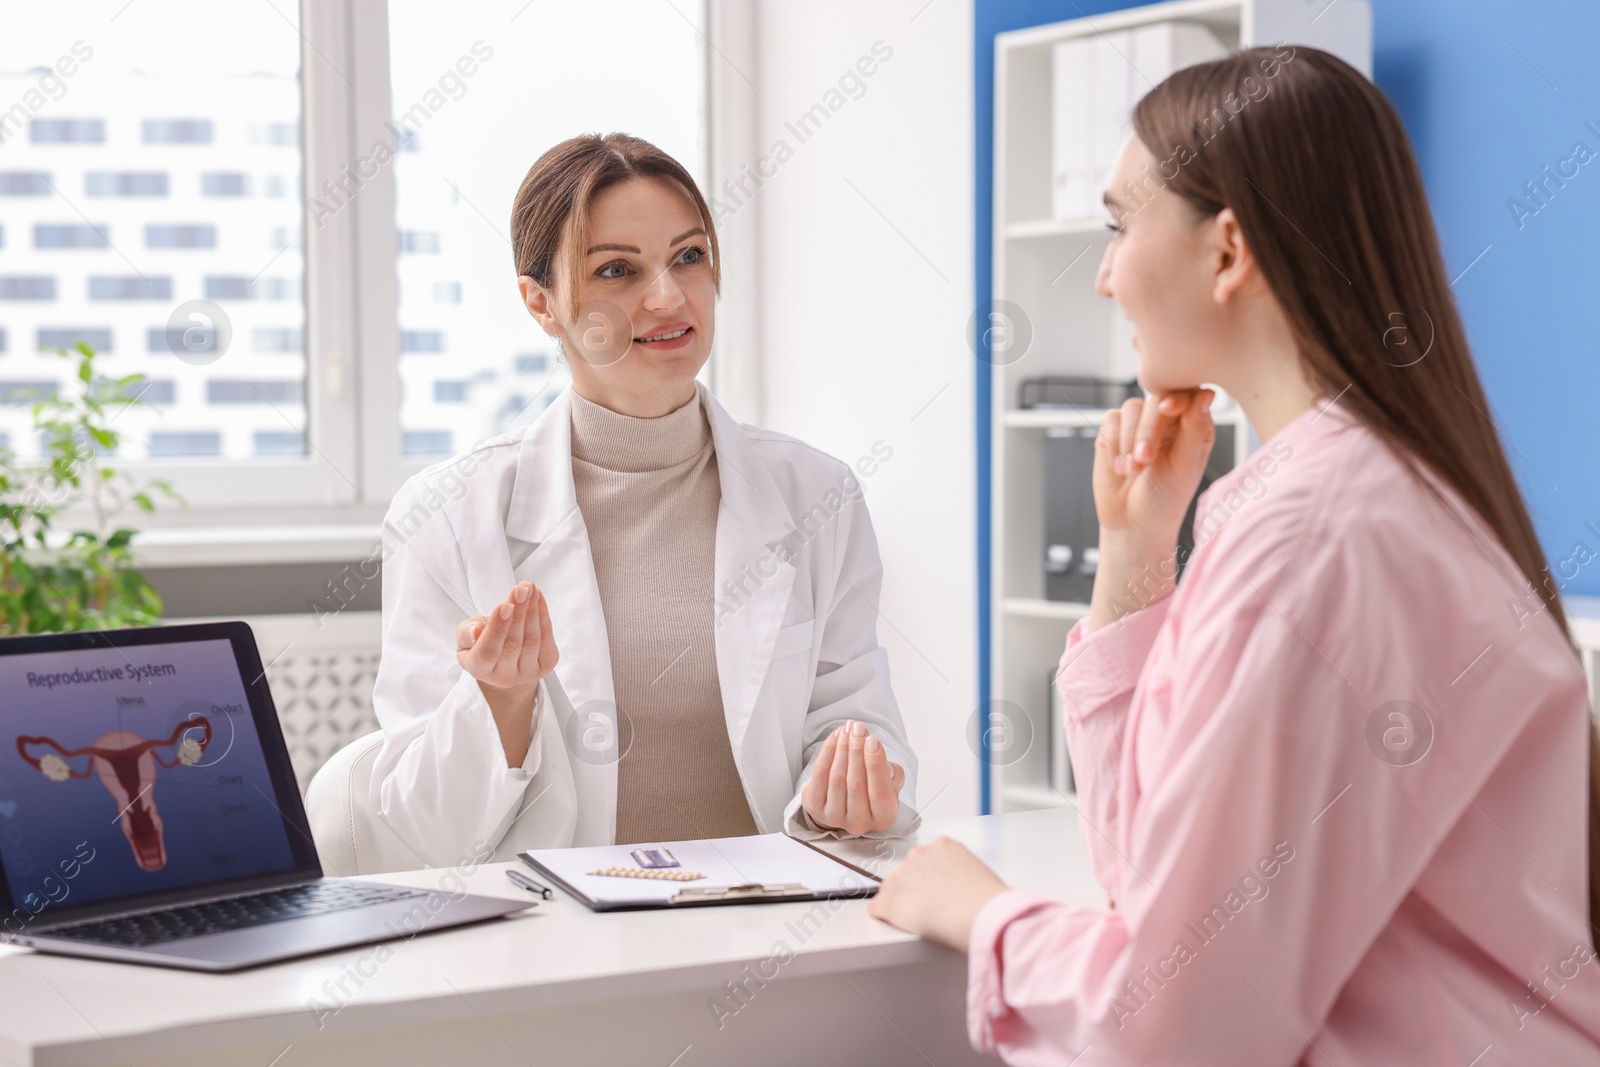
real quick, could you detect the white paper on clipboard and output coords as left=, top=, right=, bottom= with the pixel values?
left=520, top=833, right=879, bottom=909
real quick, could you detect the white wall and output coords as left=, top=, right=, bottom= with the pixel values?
left=713, top=0, right=980, bottom=820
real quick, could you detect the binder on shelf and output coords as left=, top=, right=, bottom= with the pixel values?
left=1130, top=22, right=1228, bottom=105
left=1044, top=419, right=1239, bottom=604
left=1088, top=30, right=1133, bottom=210
left=1050, top=21, right=1228, bottom=224
left=1051, top=37, right=1092, bottom=219
left=1044, top=425, right=1100, bottom=604
left=1019, top=375, right=1141, bottom=410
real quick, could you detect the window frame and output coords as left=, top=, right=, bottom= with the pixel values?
left=66, top=0, right=363, bottom=519
left=66, top=0, right=712, bottom=534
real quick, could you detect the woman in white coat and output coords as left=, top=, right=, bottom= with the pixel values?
left=366, top=132, right=920, bottom=867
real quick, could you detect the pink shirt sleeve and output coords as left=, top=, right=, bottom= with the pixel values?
left=966, top=514, right=1578, bottom=1064
left=1055, top=599, right=1172, bottom=899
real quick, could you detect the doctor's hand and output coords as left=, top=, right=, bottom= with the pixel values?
left=457, top=582, right=558, bottom=767
left=1087, top=388, right=1215, bottom=633
left=801, top=720, right=906, bottom=836
left=456, top=581, right=559, bottom=690
left=867, top=836, right=1009, bottom=953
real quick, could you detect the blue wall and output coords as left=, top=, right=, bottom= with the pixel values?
left=974, top=0, right=1600, bottom=809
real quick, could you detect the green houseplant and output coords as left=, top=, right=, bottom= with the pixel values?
left=0, top=342, right=182, bottom=634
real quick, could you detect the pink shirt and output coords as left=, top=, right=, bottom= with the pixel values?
left=968, top=398, right=1600, bottom=1065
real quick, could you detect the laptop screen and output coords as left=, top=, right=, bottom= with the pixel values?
left=0, top=624, right=316, bottom=930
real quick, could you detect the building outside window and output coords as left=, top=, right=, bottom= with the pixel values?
left=0, top=0, right=703, bottom=504
left=0, top=2, right=306, bottom=465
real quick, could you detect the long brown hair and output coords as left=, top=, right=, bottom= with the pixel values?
left=1132, top=45, right=1599, bottom=932
left=509, top=132, right=721, bottom=320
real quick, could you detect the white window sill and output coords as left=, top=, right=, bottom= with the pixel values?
left=129, top=525, right=382, bottom=568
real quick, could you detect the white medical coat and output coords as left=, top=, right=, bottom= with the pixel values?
left=366, top=382, right=920, bottom=867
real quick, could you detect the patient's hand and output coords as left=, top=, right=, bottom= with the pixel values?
left=801, top=720, right=905, bottom=835
left=868, top=836, right=1009, bottom=952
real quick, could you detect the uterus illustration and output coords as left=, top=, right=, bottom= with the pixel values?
left=16, top=717, right=212, bottom=872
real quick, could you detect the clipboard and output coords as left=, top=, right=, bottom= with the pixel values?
left=518, top=833, right=882, bottom=912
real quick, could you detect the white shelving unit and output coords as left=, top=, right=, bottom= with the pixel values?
left=986, top=0, right=1373, bottom=813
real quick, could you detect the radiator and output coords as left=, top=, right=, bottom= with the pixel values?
left=168, top=611, right=383, bottom=793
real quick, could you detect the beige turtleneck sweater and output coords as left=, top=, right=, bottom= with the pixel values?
left=568, top=388, right=759, bottom=844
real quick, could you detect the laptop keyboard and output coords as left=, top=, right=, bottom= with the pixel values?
left=44, top=882, right=426, bottom=949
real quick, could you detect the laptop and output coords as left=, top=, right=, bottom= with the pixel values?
left=0, top=621, right=532, bottom=971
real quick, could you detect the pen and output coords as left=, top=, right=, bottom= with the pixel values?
left=506, top=868, right=553, bottom=899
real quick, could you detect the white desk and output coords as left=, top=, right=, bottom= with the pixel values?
left=0, top=808, right=1099, bottom=1067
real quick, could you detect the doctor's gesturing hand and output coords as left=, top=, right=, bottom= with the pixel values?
left=456, top=581, right=559, bottom=767
left=800, top=720, right=906, bottom=835
left=1086, top=387, right=1216, bottom=634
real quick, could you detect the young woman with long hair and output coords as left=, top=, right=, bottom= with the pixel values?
left=871, top=45, right=1600, bottom=1064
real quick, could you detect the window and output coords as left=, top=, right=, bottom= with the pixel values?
left=0, top=172, right=52, bottom=195
left=145, top=224, right=216, bottom=249
left=206, top=380, right=303, bottom=405
left=88, top=376, right=174, bottom=405
left=142, top=119, right=213, bottom=144
left=400, top=330, right=444, bottom=353
left=253, top=328, right=304, bottom=352
left=85, top=172, right=169, bottom=196
left=253, top=430, right=306, bottom=456
left=0, top=0, right=703, bottom=514
left=0, top=277, right=56, bottom=300
left=204, top=276, right=295, bottom=301
left=403, top=430, right=452, bottom=457
left=149, top=431, right=221, bottom=457
left=0, top=3, right=308, bottom=481
left=88, top=276, right=173, bottom=301
left=387, top=0, right=703, bottom=468
left=36, top=223, right=111, bottom=249
left=398, top=230, right=439, bottom=253
left=201, top=172, right=249, bottom=197
left=38, top=328, right=113, bottom=352
left=515, top=352, right=551, bottom=375
left=0, top=382, right=58, bottom=404
left=131, top=380, right=176, bottom=405
left=248, top=122, right=299, bottom=146
left=31, top=118, right=105, bottom=143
